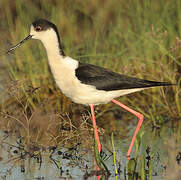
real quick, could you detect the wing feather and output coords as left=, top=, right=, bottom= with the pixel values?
left=75, top=62, right=172, bottom=91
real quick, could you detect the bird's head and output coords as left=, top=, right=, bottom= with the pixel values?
left=7, top=19, right=59, bottom=53
left=30, top=19, right=59, bottom=42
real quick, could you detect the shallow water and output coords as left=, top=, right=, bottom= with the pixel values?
left=0, top=117, right=180, bottom=180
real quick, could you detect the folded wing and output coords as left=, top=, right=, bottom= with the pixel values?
left=75, top=62, right=172, bottom=91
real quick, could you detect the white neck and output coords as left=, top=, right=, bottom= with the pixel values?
left=41, top=33, right=63, bottom=62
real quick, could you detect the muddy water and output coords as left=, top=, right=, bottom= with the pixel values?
left=0, top=120, right=180, bottom=180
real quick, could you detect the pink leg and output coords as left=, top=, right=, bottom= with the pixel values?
left=90, top=104, right=101, bottom=153
left=111, top=99, right=144, bottom=160
left=90, top=105, right=101, bottom=180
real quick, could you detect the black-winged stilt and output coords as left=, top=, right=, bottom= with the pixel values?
left=7, top=19, right=172, bottom=160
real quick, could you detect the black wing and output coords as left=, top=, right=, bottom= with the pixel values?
left=75, top=62, right=172, bottom=91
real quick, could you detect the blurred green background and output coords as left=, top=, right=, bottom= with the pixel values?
left=0, top=0, right=180, bottom=145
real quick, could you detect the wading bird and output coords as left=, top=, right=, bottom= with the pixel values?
left=7, top=19, right=172, bottom=160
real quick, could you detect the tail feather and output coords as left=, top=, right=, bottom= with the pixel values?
left=141, top=80, right=175, bottom=88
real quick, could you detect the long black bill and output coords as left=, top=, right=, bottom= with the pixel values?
left=6, top=35, right=33, bottom=54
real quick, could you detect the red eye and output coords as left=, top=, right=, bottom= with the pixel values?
left=35, top=26, right=42, bottom=32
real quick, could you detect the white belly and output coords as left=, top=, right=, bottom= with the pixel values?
left=54, top=72, right=145, bottom=105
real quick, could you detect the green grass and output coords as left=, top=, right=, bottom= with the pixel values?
left=2, top=0, right=180, bottom=117
left=111, top=132, right=118, bottom=179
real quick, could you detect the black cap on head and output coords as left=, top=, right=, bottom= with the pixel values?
left=32, top=19, right=57, bottom=31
